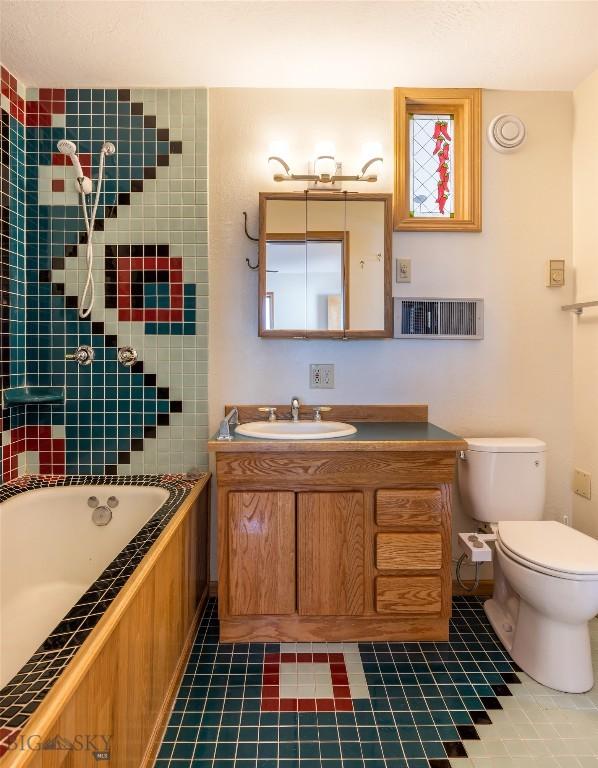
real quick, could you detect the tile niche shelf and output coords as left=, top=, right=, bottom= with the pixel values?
left=2, top=386, right=65, bottom=407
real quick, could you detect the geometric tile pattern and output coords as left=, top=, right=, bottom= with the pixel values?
left=0, top=473, right=200, bottom=749
left=0, top=62, right=208, bottom=481
left=156, top=597, right=594, bottom=768
left=0, top=66, right=27, bottom=473
left=261, top=645, right=369, bottom=713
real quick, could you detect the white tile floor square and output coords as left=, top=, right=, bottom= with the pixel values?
left=449, top=618, right=598, bottom=768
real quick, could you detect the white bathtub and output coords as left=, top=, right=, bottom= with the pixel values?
left=0, top=484, right=170, bottom=689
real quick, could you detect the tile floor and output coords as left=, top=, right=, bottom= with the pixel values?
left=155, top=598, right=598, bottom=768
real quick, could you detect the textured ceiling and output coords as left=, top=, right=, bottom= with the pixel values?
left=1, top=0, right=597, bottom=90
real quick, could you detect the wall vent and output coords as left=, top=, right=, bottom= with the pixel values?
left=394, top=298, right=484, bottom=339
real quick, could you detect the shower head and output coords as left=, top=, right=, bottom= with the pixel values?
left=102, top=142, right=116, bottom=156
left=57, top=139, right=77, bottom=156
left=57, top=139, right=85, bottom=184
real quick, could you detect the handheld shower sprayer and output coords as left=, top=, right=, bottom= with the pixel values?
left=56, top=138, right=116, bottom=318
left=57, top=139, right=92, bottom=194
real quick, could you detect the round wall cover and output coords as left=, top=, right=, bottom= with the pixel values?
left=487, top=114, right=527, bottom=152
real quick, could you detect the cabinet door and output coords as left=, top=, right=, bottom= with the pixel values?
left=228, top=491, right=296, bottom=615
left=297, top=492, right=364, bottom=616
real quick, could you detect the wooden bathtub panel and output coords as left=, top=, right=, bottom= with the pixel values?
left=12, top=476, right=210, bottom=768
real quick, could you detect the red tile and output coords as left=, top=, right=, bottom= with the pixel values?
left=297, top=699, right=317, bottom=711
left=313, top=653, right=328, bottom=663
left=279, top=699, right=297, bottom=711
left=316, top=699, right=335, bottom=711
left=262, top=673, right=279, bottom=685
left=261, top=686, right=279, bottom=699
left=328, top=653, right=344, bottom=662
left=39, top=87, right=52, bottom=100
left=260, top=699, right=279, bottom=711
left=334, top=698, right=354, bottom=711
left=52, top=88, right=65, bottom=101
left=52, top=180, right=65, bottom=192
left=333, top=685, right=351, bottom=698
left=332, top=673, right=349, bottom=685
left=281, top=653, right=297, bottom=663
left=296, top=653, right=313, bottom=662
left=52, top=153, right=67, bottom=166
left=39, top=113, right=51, bottom=127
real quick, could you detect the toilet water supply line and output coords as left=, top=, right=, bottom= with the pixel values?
left=56, top=140, right=116, bottom=318
left=455, top=554, right=481, bottom=592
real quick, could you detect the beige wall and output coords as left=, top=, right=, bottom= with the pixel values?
left=208, top=88, right=574, bottom=576
left=572, top=70, right=598, bottom=538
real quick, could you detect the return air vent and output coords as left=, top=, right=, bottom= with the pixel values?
left=394, top=298, right=484, bottom=339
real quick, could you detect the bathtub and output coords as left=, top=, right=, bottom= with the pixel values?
left=0, top=474, right=209, bottom=766
left=1, top=483, right=169, bottom=688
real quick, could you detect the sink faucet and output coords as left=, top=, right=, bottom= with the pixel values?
left=291, top=397, right=300, bottom=422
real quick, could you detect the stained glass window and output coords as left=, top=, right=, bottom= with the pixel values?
left=409, top=113, right=454, bottom=218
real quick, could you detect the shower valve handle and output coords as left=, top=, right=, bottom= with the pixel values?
left=118, top=346, right=138, bottom=367
left=65, top=345, right=95, bottom=366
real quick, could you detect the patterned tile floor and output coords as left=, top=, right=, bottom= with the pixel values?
left=155, top=598, right=598, bottom=768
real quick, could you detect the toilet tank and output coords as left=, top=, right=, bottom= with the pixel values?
left=458, top=438, right=546, bottom=523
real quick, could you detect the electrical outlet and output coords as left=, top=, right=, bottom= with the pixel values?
left=574, top=468, right=591, bottom=500
left=396, top=258, right=411, bottom=283
left=310, top=363, right=335, bottom=389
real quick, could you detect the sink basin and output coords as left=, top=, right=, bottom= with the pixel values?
left=235, top=420, right=357, bottom=440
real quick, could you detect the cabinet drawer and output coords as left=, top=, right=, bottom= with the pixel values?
left=376, top=489, right=441, bottom=528
left=376, top=576, right=441, bottom=614
left=376, top=532, right=442, bottom=570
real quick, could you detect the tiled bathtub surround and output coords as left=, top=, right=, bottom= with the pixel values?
left=0, top=473, right=201, bottom=752
left=0, top=66, right=27, bottom=474
left=0, top=63, right=208, bottom=480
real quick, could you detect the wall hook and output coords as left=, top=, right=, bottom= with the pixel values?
left=243, top=211, right=259, bottom=242
left=243, top=211, right=259, bottom=269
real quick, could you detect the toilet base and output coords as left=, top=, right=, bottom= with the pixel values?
left=484, top=596, right=594, bottom=694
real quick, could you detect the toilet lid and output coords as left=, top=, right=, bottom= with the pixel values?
left=498, top=520, right=598, bottom=576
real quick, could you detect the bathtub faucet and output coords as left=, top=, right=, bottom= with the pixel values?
left=217, top=407, right=239, bottom=441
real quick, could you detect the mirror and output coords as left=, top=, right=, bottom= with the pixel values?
left=259, top=192, right=392, bottom=338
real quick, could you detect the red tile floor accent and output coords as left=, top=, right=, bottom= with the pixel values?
left=261, top=652, right=356, bottom=713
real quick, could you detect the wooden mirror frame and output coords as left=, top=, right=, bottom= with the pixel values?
left=258, top=192, right=393, bottom=339
left=394, top=88, right=481, bottom=232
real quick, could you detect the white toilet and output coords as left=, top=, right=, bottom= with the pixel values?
left=458, top=437, right=598, bottom=693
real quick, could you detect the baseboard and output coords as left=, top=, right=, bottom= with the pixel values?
left=141, top=584, right=208, bottom=768
left=452, top=579, right=494, bottom=597
left=209, top=580, right=218, bottom=597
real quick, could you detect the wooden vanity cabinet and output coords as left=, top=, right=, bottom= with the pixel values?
left=215, top=450, right=455, bottom=642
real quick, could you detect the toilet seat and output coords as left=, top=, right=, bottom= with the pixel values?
left=498, top=520, right=598, bottom=582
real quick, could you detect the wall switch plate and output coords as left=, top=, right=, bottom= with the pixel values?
left=547, top=259, right=565, bottom=287
left=574, top=468, right=591, bottom=500
left=396, top=258, right=411, bottom=283
left=310, top=363, right=335, bottom=389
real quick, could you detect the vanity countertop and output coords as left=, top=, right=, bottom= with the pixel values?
left=208, top=420, right=467, bottom=452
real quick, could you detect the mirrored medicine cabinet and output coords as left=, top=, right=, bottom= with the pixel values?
left=258, top=192, right=393, bottom=339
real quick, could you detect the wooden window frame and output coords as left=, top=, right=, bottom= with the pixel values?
left=394, top=88, right=482, bottom=232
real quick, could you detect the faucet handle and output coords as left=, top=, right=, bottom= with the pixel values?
left=258, top=407, right=277, bottom=422
left=312, top=406, right=331, bottom=422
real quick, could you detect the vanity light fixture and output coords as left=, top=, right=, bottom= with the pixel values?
left=268, top=155, right=383, bottom=185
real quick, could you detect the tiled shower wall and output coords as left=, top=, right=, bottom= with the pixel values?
left=0, top=64, right=208, bottom=480
left=0, top=67, right=26, bottom=476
